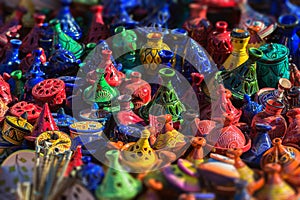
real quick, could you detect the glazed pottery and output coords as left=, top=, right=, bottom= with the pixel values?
left=95, top=150, right=142, bottom=199
left=66, top=145, right=83, bottom=175
left=219, top=47, right=262, bottom=100
left=247, top=22, right=265, bottom=48
left=287, top=86, right=300, bottom=108
left=0, top=39, right=21, bottom=74
left=222, top=28, right=250, bottom=70
left=186, top=137, right=206, bottom=166
left=10, top=70, right=24, bottom=100
left=2, top=114, right=33, bottom=145
left=57, top=0, right=82, bottom=40
left=255, top=163, right=296, bottom=200
left=241, top=94, right=263, bottom=125
left=283, top=108, right=300, bottom=147
left=50, top=19, right=84, bottom=59
left=233, top=179, right=251, bottom=200
left=0, top=99, right=8, bottom=122
left=256, top=43, right=290, bottom=88
left=115, top=95, right=146, bottom=126
left=32, top=79, right=66, bottom=110
left=23, top=49, right=45, bottom=102
left=251, top=99, right=287, bottom=140
left=46, top=44, right=81, bottom=77
left=114, top=124, right=141, bottom=143
left=79, top=103, right=111, bottom=124
left=154, top=127, right=187, bottom=152
left=9, top=101, right=42, bottom=124
left=52, top=108, right=77, bottom=133
left=0, top=75, right=12, bottom=105
left=261, top=138, right=300, bottom=175
left=83, top=68, right=119, bottom=110
left=162, top=162, right=201, bottom=192
left=140, top=32, right=171, bottom=75
left=255, top=78, right=292, bottom=114
left=243, top=123, right=272, bottom=167
left=35, top=130, right=71, bottom=153
left=77, top=156, right=104, bottom=192
left=38, top=23, right=53, bottom=59
left=139, top=68, right=186, bottom=123
left=207, top=21, right=232, bottom=68
left=110, top=0, right=138, bottom=29
left=119, top=71, right=151, bottom=111
left=19, top=47, right=46, bottom=74
left=69, top=121, right=103, bottom=139
left=277, top=14, right=299, bottom=64
left=85, top=5, right=109, bottom=44
left=289, top=63, right=300, bottom=87
left=25, top=103, right=58, bottom=141
left=20, top=13, right=45, bottom=55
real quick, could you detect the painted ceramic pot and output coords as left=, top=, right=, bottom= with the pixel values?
left=207, top=21, right=232, bottom=68
left=140, top=32, right=171, bottom=74
left=113, top=124, right=141, bottom=143
left=289, top=63, right=300, bottom=87
left=2, top=115, right=33, bottom=145
left=287, top=86, right=300, bottom=108
left=241, top=94, right=263, bottom=125
left=283, top=108, right=300, bottom=147
left=0, top=39, right=21, bottom=75
left=119, top=71, right=151, bottom=111
left=219, top=47, right=262, bottom=100
left=69, top=121, right=103, bottom=139
left=247, top=23, right=265, bottom=48
left=20, top=48, right=47, bottom=74
left=261, top=138, right=300, bottom=175
left=251, top=99, right=287, bottom=140
left=32, top=79, right=66, bottom=110
left=9, top=101, right=42, bottom=124
left=186, top=137, right=206, bottom=165
left=52, top=108, right=77, bottom=133
left=222, top=28, right=250, bottom=70
left=36, top=130, right=71, bottom=153
left=0, top=99, right=8, bottom=123
left=256, top=43, right=290, bottom=88
left=79, top=103, right=111, bottom=124
left=255, top=163, right=297, bottom=200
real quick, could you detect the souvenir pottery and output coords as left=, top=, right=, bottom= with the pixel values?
left=9, top=101, right=41, bottom=124
left=0, top=75, right=12, bottom=105
left=120, top=129, right=158, bottom=172
left=251, top=99, right=287, bottom=140
left=52, top=108, right=77, bottom=133
left=218, top=47, right=262, bottom=100
left=23, top=49, right=45, bottom=102
left=243, top=124, right=272, bottom=167
left=222, top=28, right=250, bottom=70
left=140, top=32, right=171, bottom=75
left=110, top=0, right=138, bottom=29
left=57, top=0, right=82, bottom=40
left=114, top=124, right=142, bottom=143
left=77, top=156, right=104, bottom=192
left=69, top=121, right=103, bottom=139
left=186, top=137, right=206, bottom=166
left=277, top=14, right=299, bottom=63
left=287, top=86, right=300, bottom=108
left=162, top=161, right=201, bottom=192
left=261, top=138, right=300, bottom=175
left=66, top=145, right=83, bottom=176
left=283, top=108, right=300, bottom=147
left=36, top=130, right=71, bottom=153
left=50, top=19, right=84, bottom=59
left=0, top=39, right=21, bottom=74
left=95, top=150, right=142, bottom=200
left=192, top=119, right=217, bottom=137
left=46, top=44, right=81, bottom=78
left=111, top=26, right=138, bottom=70
left=25, top=103, right=58, bottom=142
left=256, top=43, right=290, bottom=88
left=19, top=47, right=47, bottom=74
left=32, top=78, right=66, bottom=110
left=247, top=22, right=265, bottom=48
left=139, top=68, right=186, bottom=123
left=115, top=95, right=146, bottom=126
left=207, top=21, right=232, bottom=68
left=79, top=103, right=111, bottom=124
left=255, top=78, right=292, bottom=114
left=211, top=84, right=242, bottom=124
left=38, top=26, right=53, bottom=59
left=83, top=68, right=119, bottom=110
left=233, top=179, right=251, bottom=200
left=2, top=113, right=33, bottom=145
left=255, top=163, right=296, bottom=200
left=20, top=13, right=45, bottom=55
left=84, top=5, right=109, bottom=44
left=10, top=70, right=24, bottom=99
left=206, top=113, right=251, bottom=155
left=241, top=94, right=263, bottom=125
left=119, top=71, right=151, bottom=111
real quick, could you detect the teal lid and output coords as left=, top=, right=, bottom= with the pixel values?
left=258, top=43, right=289, bottom=63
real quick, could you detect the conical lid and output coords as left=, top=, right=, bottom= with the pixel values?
left=26, top=103, right=58, bottom=141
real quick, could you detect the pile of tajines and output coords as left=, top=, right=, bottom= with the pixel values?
left=0, top=0, right=300, bottom=199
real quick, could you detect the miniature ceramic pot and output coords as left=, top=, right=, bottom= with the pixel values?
left=52, top=108, right=77, bottom=133
left=36, top=130, right=71, bottom=153
left=9, top=101, right=42, bottom=124
left=2, top=115, right=33, bottom=145
left=256, top=43, right=290, bottom=88
left=69, top=121, right=103, bottom=139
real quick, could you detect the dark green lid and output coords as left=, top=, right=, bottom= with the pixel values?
left=258, top=43, right=289, bottom=63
